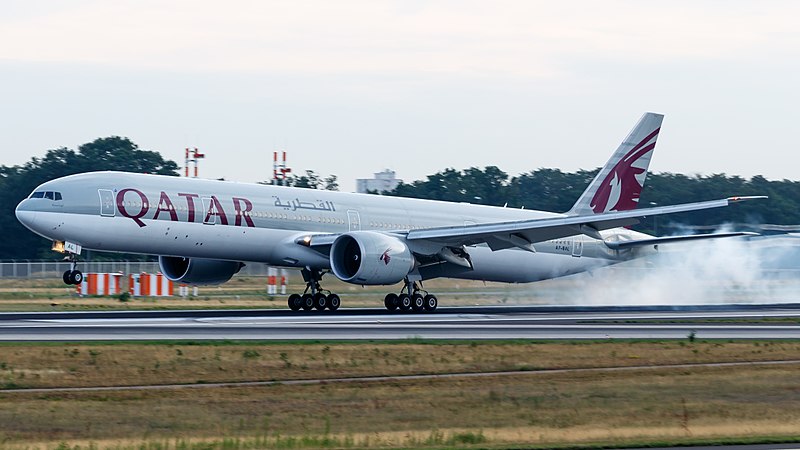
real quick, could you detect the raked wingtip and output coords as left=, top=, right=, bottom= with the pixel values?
left=727, top=195, right=769, bottom=203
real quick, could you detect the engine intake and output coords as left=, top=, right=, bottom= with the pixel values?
left=159, top=256, right=243, bottom=285
left=330, top=231, right=415, bottom=285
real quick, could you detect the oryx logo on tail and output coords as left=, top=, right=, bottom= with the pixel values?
left=590, top=127, right=659, bottom=213
left=566, top=112, right=664, bottom=217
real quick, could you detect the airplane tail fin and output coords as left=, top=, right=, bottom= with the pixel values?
left=567, top=112, right=664, bottom=216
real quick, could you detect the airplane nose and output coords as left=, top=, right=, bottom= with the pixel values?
left=15, top=201, right=38, bottom=230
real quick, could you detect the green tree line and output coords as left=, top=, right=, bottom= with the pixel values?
left=259, top=169, right=339, bottom=191
left=387, top=166, right=800, bottom=232
left=0, top=137, right=179, bottom=260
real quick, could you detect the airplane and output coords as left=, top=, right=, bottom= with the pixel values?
left=15, top=113, right=763, bottom=313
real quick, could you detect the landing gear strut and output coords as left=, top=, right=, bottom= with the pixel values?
left=384, top=279, right=437, bottom=313
left=287, top=268, right=341, bottom=312
left=62, top=253, right=83, bottom=285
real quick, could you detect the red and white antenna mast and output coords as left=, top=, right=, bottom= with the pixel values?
left=272, top=150, right=291, bottom=185
left=193, top=148, right=205, bottom=178
left=184, top=148, right=206, bottom=178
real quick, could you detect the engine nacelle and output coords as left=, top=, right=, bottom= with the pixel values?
left=159, top=256, right=243, bottom=285
left=330, top=231, right=415, bottom=285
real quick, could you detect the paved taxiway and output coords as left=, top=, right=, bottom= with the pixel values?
left=1, top=304, right=799, bottom=340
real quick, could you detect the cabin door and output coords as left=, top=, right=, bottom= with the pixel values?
left=98, top=189, right=115, bottom=217
left=347, top=210, right=361, bottom=231
left=201, top=197, right=216, bottom=224
left=572, top=236, right=583, bottom=257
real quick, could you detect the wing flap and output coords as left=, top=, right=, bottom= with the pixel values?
left=604, top=231, right=759, bottom=249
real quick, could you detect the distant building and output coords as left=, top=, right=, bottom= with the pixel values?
left=356, top=169, right=402, bottom=194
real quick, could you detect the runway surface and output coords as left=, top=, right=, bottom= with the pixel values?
left=1, top=304, right=799, bottom=340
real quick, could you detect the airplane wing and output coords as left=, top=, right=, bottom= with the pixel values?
left=403, top=196, right=766, bottom=252
left=302, top=196, right=765, bottom=254
left=603, top=231, right=758, bottom=249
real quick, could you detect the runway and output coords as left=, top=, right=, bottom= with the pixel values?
left=1, top=304, right=799, bottom=340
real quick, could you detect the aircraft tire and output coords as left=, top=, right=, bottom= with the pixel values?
left=69, top=270, right=83, bottom=285
left=423, top=294, right=438, bottom=312
left=288, top=294, right=302, bottom=311
left=411, top=294, right=425, bottom=312
left=327, top=294, right=340, bottom=310
left=63, top=270, right=73, bottom=285
left=313, top=293, right=328, bottom=310
left=301, top=294, right=314, bottom=310
left=398, top=294, right=412, bottom=311
left=384, top=293, right=398, bottom=311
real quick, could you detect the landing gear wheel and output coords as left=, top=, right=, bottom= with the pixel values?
left=411, top=294, right=425, bottom=312
left=301, top=293, right=314, bottom=311
left=69, top=270, right=83, bottom=285
left=295, top=268, right=342, bottom=312
left=423, top=294, right=438, bottom=312
left=63, top=270, right=73, bottom=285
left=313, top=293, right=328, bottom=310
left=384, top=293, right=398, bottom=311
left=398, top=294, right=412, bottom=311
left=327, top=294, right=341, bottom=311
left=288, top=294, right=302, bottom=311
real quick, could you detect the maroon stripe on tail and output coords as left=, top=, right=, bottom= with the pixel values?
left=628, top=127, right=660, bottom=156
left=590, top=135, right=658, bottom=214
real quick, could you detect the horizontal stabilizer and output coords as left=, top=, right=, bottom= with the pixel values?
left=604, top=231, right=759, bottom=250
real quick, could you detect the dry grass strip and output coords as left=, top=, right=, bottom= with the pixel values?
left=0, top=344, right=798, bottom=448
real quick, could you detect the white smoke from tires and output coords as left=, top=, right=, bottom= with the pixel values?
left=536, top=230, right=800, bottom=305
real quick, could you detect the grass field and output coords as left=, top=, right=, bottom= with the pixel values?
left=1, top=276, right=799, bottom=448
left=0, top=276, right=555, bottom=311
left=0, top=340, right=799, bottom=449
left=4, top=262, right=800, bottom=311
left=2, top=340, right=800, bottom=389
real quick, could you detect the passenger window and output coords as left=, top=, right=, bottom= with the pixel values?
left=30, top=191, right=45, bottom=199
left=44, top=192, right=54, bottom=200
left=55, top=192, right=62, bottom=201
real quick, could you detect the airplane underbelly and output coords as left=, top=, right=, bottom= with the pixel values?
left=419, top=246, right=615, bottom=283
left=37, top=212, right=323, bottom=265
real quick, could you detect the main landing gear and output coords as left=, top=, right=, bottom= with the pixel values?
left=287, top=268, right=341, bottom=312
left=62, top=253, right=83, bottom=285
left=285, top=272, right=437, bottom=314
left=383, top=279, right=438, bottom=313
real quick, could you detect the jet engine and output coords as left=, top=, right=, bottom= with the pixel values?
left=159, top=256, right=243, bottom=285
left=330, top=231, right=415, bottom=285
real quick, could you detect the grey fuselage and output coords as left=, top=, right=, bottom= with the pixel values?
left=15, top=171, right=652, bottom=284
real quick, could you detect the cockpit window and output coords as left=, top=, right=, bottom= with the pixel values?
left=29, top=191, right=62, bottom=201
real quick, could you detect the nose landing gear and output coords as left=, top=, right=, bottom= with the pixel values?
left=62, top=253, right=83, bottom=285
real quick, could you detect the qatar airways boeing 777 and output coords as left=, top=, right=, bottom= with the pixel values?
left=15, top=113, right=762, bottom=312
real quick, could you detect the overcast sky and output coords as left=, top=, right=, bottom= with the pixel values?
left=2, top=1, right=798, bottom=191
